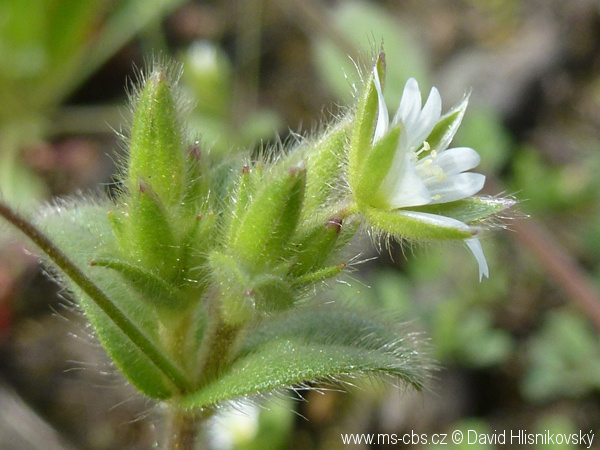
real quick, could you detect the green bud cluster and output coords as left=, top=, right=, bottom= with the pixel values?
left=99, top=62, right=355, bottom=332
left=96, top=66, right=213, bottom=316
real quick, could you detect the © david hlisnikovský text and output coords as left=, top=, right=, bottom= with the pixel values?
left=465, top=429, right=595, bottom=447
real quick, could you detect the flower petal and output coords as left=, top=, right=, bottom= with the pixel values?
left=373, top=68, right=389, bottom=143
left=409, top=87, right=442, bottom=148
left=434, top=147, right=481, bottom=176
left=465, top=237, right=489, bottom=281
left=384, top=156, right=431, bottom=208
left=396, top=210, right=472, bottom=230
left=428, top=172, right=486, bottom=203
left=393, top=78, right=422, bottom=132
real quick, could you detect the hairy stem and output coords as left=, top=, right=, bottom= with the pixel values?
left=0, top=200, right=193, bottom=393
left=160, top=311, right=196, bottom=373
left=166, top=407, right=201, bottom=450
left=196, top=303, right=242, bottom=387
left=194, top=291, right=245, bottom=390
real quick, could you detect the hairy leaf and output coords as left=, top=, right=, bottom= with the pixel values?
left=181, top=306, right=426, bottom=409
left=35, top=200, right=175, bottom=399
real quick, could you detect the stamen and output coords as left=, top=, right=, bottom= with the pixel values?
left=415, top=141, right=431, bottom=157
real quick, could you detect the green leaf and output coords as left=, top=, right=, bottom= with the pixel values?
left=91, top=258, right=181, bottom=310
left=293, top=263, right=346, bottom=288
left=522, top=310, right=600, bottom=401
left=410, top=196, right=515, bottom=225
left=35, top=200, right=177, bottom=399
left=208, top=251, right=256, bottom=324
left=180, top=306, right=426, bottom=409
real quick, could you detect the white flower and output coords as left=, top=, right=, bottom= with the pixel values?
left=208, top=404, right=260, bottom=449
left=372, top=70, right=489, bottom=280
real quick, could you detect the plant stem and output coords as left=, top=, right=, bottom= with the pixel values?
left=160, top=311, right=196, bottom=372
left=0, top=200, right=194, bottom=393
left=196, top=302, right=242, bottom=386
left=165, top=298, right=242, bottom=449
left=166, top=407, right=201, bottom=450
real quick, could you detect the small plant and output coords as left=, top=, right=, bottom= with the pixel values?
left=0, top=51, right=513, bottom=448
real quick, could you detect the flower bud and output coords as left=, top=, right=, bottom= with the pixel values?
left=127, top=66, right=185, bottom=208
left=229, top=164, right=306, bottom=270
left=127, top=182, right=178, bottom=279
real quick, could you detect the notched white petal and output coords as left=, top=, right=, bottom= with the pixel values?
left=434, top=147, right=481, bottom=176
left=413, top=87, right=442, bottom=144
left=465, top=237, right=489, bottom=281
left=395, top=77, right=422, bottom=131
left=396, top=210, right=472, bottom=231
left=428, top=172, right=486, bottom=203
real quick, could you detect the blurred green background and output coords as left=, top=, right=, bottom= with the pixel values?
left=1, top=0, right=600, bottom=448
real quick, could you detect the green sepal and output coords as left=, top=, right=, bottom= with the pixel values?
left=227, top=164, right=252, bottom=242
left=175, top=211, right=216, bottom=290
left=410, top=196, right=515, bottom=225
left=179, top=305, right=425, bottom=409
left=209, top=252, right=295, bottom=324
left=208, top=251, right=255, bottom=325
left=250, top=272, right=295, bottom=313
left=293, top=263, right=346, bottom=288
left=426, top=94, right=469, bottom=152
left=303, top=121, right=350, bottom=218
left=90, top=258, right=183, bottom=310
left=180, top=144, right=209, bottom=215
left=231, top=165, right=306, bottom=269
left=292, top=218, right=343, bottom=276
left=349, top=52, right=385, bottom=190
left=206, top=158, right=247, bottom=212
left=127, top=182, right=178, bottom=279
left=127, top=66, right=185, bottom=207
left=354, top=126, right=401, bottom=208
left=362, top=204, right=474, bottom=240
left=107, top=210, right=128, bottom=253
left=35, top=201, right=175, bottom=399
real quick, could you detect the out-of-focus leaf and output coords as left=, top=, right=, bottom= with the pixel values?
left=312, top=0, right=428, bottom=104
left=522, top=310, right=600, bottom=401
left=432, top=301, right=513, bottom=367
left=511, top=148, right=594, bottom=214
